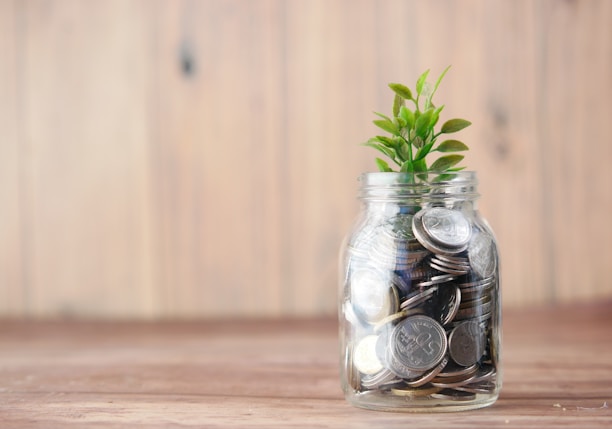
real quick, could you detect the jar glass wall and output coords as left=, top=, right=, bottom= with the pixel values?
left=339, top=172, right=501, bottom=412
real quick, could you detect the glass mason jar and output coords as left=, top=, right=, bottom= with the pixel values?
left=339, top=172, right=501, bottom=412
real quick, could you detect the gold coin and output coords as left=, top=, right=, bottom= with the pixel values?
left=391, top=385, right=442, bottom=397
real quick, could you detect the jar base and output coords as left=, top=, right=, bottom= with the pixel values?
left=345, top=391, right=500, bottom=413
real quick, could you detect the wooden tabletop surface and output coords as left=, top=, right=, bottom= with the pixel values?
left=1, top=302, right=611, bottom=428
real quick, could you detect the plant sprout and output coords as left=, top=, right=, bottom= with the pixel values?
left=365, top=66, right=471, bottom=174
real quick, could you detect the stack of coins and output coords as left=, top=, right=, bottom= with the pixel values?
left=345, top=206, right=499, bottom=401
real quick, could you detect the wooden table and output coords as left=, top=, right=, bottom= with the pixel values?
left=1, top=302, right=611, bottom=428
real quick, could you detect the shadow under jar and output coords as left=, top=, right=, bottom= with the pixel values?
left=339, top=172, right=501, bottom=412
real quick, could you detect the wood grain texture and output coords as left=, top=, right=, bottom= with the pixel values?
left=18, top=0, right=158, bottom=317
left=0, top=0, right=23, bottom=316
left=0, top=303, right=610, bottom=427
left=0, top=0, right=610, bottom=318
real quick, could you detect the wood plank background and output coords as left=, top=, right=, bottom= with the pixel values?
left=0, top=0, right=611, bottom=319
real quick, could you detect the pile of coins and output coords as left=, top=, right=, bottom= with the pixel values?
left=344, top=206, right=499, bottom=402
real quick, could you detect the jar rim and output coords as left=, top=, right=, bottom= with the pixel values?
left=358, top=171, right=479, bottom=202
left=359, top=171, right=478, bottom=185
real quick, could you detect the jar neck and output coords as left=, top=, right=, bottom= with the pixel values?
left=358, top=172, right=480, bottom=212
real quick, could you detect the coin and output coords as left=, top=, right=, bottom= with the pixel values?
left=431, top=389, right=477, bottom=401
left=454, top=301, right=492, bottom=321
left=373, top=307, right=425, bottom=333
left=413, top=207, right=472, bottom=254
left=416, top=274, right=456, bottom=287
left=391, top=385, right=442, bottom=397
left=468, top=232, right=497, bottom=279
left=354, top=335, right=384, bottom=375
left=429, top=260, right=470, bottom=275
left=350, top=269, right=398, bottom=324
left=431, top=372, right=477, bottom=388
left=448, top=321, right=486, bottom=366
left=469, top=364, right=497, bottom=384
left=459, top=294, right=491, bottom=310
left=404, top=356, right=449, bottom=387
left=453, top=381, right=496, bottom=394
left=435, top=254, right=470, bottom=266
left=390, top=315, right=448, bottom=372
left=388, top=214, right=416, bottom=239
left=438, top=286, right=461, bottom=326
left=385, top=346, right=427, bottom=380
left=361, top=368, right=401, bottom=390
left=430, top=256, right=471, bottom=272
left=400, top=286, right=439, bottom=310
left=436, top=362, right=479, bottom=379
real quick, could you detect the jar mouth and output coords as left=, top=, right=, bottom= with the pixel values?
left=358, top=171, right=479, bottom=202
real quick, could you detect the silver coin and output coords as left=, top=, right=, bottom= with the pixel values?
left=460, top=286, right=494, bottom=303
left=350, top=269, right=398, bottom=324
left=453, top=381, right=496, bottom=394
left=435, top=254, right=471, bottom=266
left=454, top=301, right=492, bottom=321
left=385, top=346, right=427, bottom=380
left=400, top=285, right=439, bottom=310
left=413, top=223, right=466, bottom=256
left=432, top=255, right=470, bottom=267
left=416, top=274, right=456, bottom=287
left=373, top=307, right=425, bottom=334
left=469, top=364, right=497, bottom=384
left=390, top=315, right=448, bottom=372
left=436, top=362, right=479, bottom=379
left=448, top=321, right=486, bottom=366
left=439, top=286, right=462, bottom=326
left=458, top=276, right=495, bottom=290
left=388, top=214, right=416, bottom=240
left=431, top=368, right=478, bottom=386
left=431, top=389, right=477, bottom=401
left=430, top=256, right=471, bottom=271
left=429, top=260, right=470, bottom=275
left=431, top=374, right=477, bottom=388
left=353, top=335, right=384, bottom=375
left=459, top=294, right=491, bottom=310
left=404, top=356, right=449, bottom=387
left=418, top=208, right=472, bottom=248
left=361, top=368, right=401, bottom=389
left=468, top=232, right=497, bottom=279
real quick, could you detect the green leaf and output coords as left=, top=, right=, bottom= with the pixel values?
left=397, top=140, right=410, bottom=161
left=441, top=118, right=472, bottom=133
left=399, top=106, right=415, bottom=129
left=413, top=136, right=425, bottom=149
left=430, top=154, right=464, bottom=172
left=400, top=160, right=414, bottom=173
left=375, top=157, right=393, bottom=172
left=373, top=119, right=399, bottom=135
left=416, top=69, right=430, bottom=95
left=364, top=141, right=397, bottom=161
left=371, top=135, right=395, bottom=147
left=429, top=107, right=442, bottom=128
left=389, top=83, right=413, bottom=100
left=415, top=141, right=435, bottom=160
left=427, top=65, right=451, bottom=106
left=415, top=109, right=433, bottom=138
left=374, top=111, right=392, bottom=121
left=436, top=139, right=470, bottom=152
left=396, top=115, right=407, bottom=128
left=392, top=94, right=403, bottom=117
left=413, top=158, right=427, bottom=172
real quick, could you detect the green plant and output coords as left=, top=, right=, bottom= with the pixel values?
left=365, top=66, right=471, bottom=174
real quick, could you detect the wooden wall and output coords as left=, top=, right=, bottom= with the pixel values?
left=1, top=0, right=611, bottom=319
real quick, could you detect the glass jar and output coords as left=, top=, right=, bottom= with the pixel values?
left=339, top=172, right=501, bottom=412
